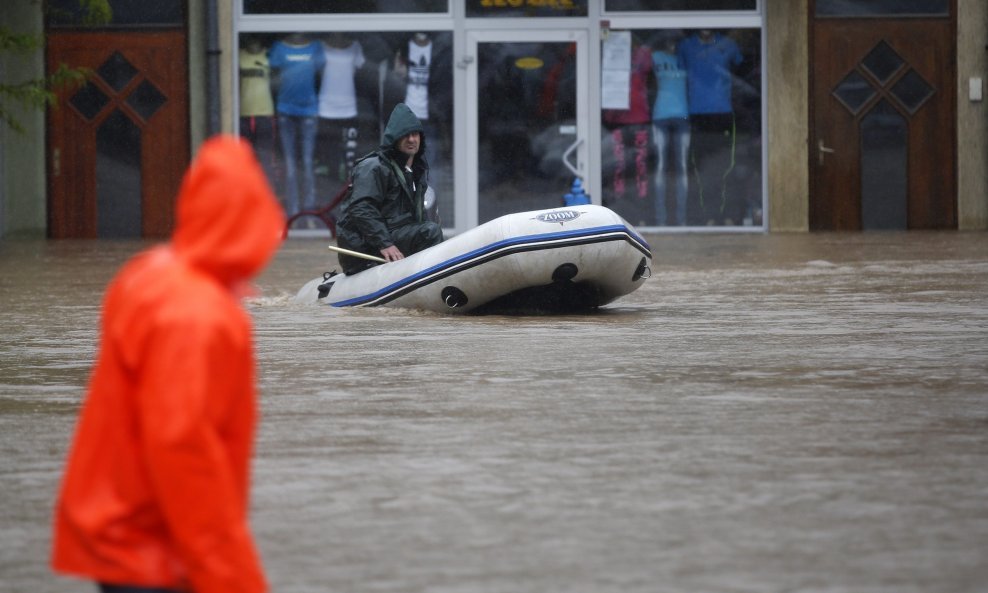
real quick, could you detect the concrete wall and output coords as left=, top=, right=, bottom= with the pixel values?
left=1, top=4, right=47, bottom=238
left=189, top=0, right=234, bottom=157
left=957, top=0, right=988, bottom=230
left=765, top=0, right=810, bottom=232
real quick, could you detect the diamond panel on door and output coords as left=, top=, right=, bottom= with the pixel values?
left=860, top=41, right=904, bottom=84
left=126, top=80, right=168, bottom=121
left=833, top=70, right=876, bottom=115
left=832, top=40, right=937, bottom=118
left=96, top=51, right=139, bottom=91
left=890, top=70, right=935, bottom=114
left=69, top=83, right=110, bottom=120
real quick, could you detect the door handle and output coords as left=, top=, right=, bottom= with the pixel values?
left=53, top=148, right=61, bottom=177
left=818, top=139, right=835, bottom=166
left=562, top=137, right=584, bottom=178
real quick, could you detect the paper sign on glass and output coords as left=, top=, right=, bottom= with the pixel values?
left=601, top=69, right=630, bottom=109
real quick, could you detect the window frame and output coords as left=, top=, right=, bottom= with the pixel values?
left=233, top=0, right=768, bottom=234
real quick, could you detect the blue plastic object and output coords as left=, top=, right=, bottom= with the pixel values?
left=562, top=177, right=591, bottom=206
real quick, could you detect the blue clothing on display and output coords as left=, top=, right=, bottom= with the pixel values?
left=652, top=117, right=691, bottom=226
left=677, top=32, right=742, bottom=115
left=651, top=50, right=689, bottom=121
left=269, top=39, right=325, bottom=117
left=278, top=114, right=318, bottom=214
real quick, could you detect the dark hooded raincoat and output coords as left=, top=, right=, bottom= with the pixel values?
left=336, top=103, right=443, bottom=274
left=51, top=136, right=285, bottom=593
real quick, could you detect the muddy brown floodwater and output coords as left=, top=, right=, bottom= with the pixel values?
left=1, top=231, right=986, bottom=593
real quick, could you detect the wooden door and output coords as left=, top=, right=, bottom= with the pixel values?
left=47, top=31, right=189, bottom=238
left=810, top=13, right=956, bottom=230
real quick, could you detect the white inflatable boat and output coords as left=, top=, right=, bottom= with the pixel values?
left=296, top=204, right=651, bottom=314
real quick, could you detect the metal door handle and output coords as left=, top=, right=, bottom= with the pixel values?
left=562, top=137, right=584, bottom=177
left=818, top=139, right=835, bottom=165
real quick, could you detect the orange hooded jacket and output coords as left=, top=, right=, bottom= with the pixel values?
left=52, top=136, right=285, bottom=593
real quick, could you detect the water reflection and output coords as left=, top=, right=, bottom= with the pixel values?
left=3, top=233, right=987, bottom=592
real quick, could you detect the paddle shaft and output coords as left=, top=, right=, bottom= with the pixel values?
left=328, top=244, right=387, bottom=263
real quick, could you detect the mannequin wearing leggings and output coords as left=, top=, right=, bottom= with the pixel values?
left=678, top=29, right=742, bottom=225
left=651, top=34, right=690, bottom=226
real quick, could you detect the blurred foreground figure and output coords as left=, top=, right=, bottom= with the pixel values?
left=52, top=136, right=285, bottom=593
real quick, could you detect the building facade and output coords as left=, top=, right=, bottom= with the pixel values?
left=1, top=0, right=985, bottom=238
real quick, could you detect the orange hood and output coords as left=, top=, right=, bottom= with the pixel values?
left=172, top=136, right=285, bottom=286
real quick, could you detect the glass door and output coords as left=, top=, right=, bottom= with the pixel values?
left=466, top=30, right=589, bottom=226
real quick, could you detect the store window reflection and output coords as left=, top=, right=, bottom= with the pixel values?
left=236, top=31, right=454, bottom=228
left=602, top=28, right=762, bottom=228
left=605, top=0, right=756, bottom=10
left=478, top=42, right=577, bottom=223
left=243, top=0, right=447, bottom=14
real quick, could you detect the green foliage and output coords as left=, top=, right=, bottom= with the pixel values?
left=0, top=27, right=44, bottom=53
left=77, top=0, right=113, bottom=25
left=0, top=60, right=89, bottom=133
left=1, top=0, right=110, bottom=133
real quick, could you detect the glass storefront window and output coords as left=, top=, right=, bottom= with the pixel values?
left=243, top=1, right=448, bottom=14
left=601, top=28, right=762, bottom=228
left=476, top=40, right=580, bottom=223
left=466, top=0, right=588, bottom=18
left=237, top=31, right=454, bottom=225
left=605, top=0, right=757, bottom=11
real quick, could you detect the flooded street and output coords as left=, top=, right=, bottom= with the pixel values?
left=2, top=232, right=987, bottom=593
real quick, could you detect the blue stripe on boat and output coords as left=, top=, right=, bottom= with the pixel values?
left=329, top=224, right=650, bottom=308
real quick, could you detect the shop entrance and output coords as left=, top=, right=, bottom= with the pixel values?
left=466, top=30, right=589, bottom=226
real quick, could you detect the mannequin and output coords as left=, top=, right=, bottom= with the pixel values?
left=386, top=32, right=453, bottom=204
left=650, top=32, right=690, bottom=226
left=269, top=32, right=325, bottom=217
left=239, top=36, right=276, bottom=184
left=602, top=33, right=653, bottom=215
left=318, top=32, right=365, bottom=183
left=396, top=33, right=437, bottom=169
left=678, top=29, right=742, bottom=225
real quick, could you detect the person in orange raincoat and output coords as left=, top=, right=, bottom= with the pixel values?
left=51, top=136, right=285, bottom=593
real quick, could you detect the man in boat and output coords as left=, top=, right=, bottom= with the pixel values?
left=335, top=102, right=444, bottom=275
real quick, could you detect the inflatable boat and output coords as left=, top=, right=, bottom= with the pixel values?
left=295, top=204, right=651, bottom=314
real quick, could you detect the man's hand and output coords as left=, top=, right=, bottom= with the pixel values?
left=380, top=245, right=404, bottom=262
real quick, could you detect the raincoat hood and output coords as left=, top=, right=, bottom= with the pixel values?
left=172, top=136, right=285, bottom=286
left=380, top=103, right=424, bottom=151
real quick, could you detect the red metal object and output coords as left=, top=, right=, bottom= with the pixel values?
left=283, top=182, right=350, bottom=238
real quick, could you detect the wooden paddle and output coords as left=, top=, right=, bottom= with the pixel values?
left=327, top=245, right=386, bottom=263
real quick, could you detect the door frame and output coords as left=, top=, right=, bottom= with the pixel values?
left=46, top=30, right=190, bottom=238
left=808, top=1, right=957, bottom=230
left=463, top=28, right=591, bottom=231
